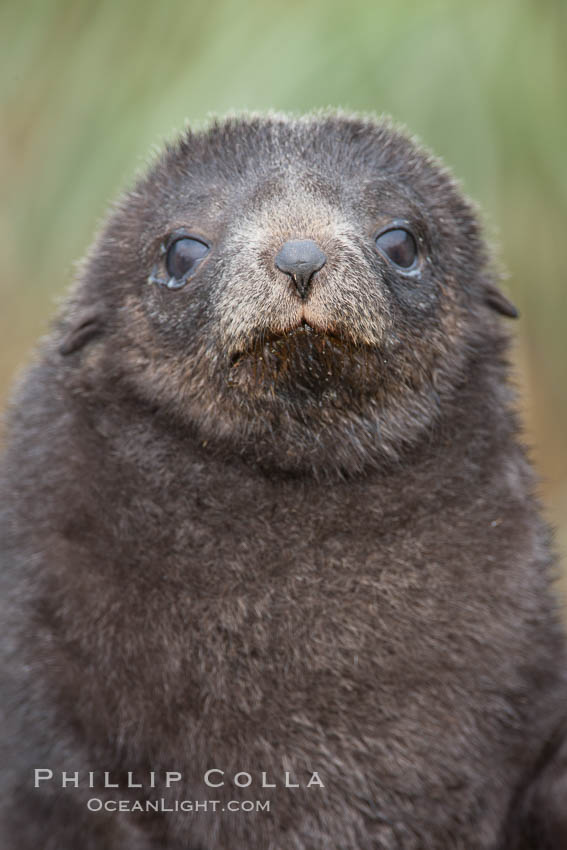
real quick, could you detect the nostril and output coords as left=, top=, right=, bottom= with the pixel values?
left=275, top=239, right=326, bottom=298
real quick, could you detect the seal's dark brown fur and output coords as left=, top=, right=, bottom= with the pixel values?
left=1, top=113, right=566, bottom=849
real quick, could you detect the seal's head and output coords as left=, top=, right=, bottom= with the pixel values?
left=60, top=113, right=517, bottom=476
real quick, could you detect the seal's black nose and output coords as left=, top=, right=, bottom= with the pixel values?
left=275, top=239, right=326, bottom=299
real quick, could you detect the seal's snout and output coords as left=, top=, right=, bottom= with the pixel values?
left=275, top=239, right=326, bottom=299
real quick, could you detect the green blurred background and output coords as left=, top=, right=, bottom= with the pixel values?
left=1, top=0, right=566, bottom=582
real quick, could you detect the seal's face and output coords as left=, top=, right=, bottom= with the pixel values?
left=73, top=115, right=512, bottom=475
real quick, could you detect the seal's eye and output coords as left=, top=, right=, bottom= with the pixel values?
left=166, top=237, right=209, bottom=281
left=375, top=228, right=418, bottom=269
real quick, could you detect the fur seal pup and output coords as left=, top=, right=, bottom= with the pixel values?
left=1, top=112, right=566, bottom=849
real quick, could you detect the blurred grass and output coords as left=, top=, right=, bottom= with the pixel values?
left=1, top=0, right=566, bottom=581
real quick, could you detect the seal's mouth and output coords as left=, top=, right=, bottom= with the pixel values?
left=229, top=319, right=347, bottom=367
left=225, top=319, right=374, bottom=402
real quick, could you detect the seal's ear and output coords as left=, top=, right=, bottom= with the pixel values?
left=59, top=307, right=105, bottom=356
left=484, top=283, right=519, bottom=319
left=504, top=721, right=567, bottom=849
